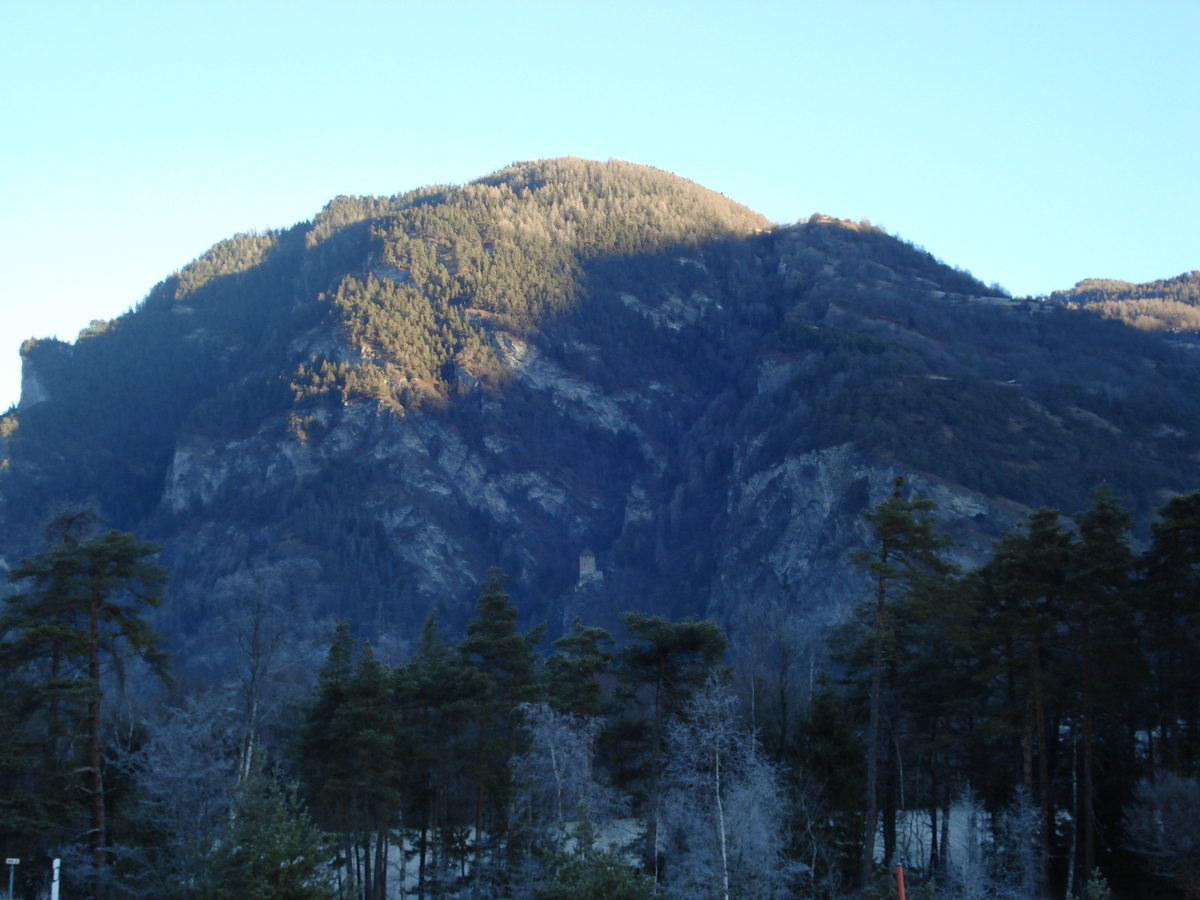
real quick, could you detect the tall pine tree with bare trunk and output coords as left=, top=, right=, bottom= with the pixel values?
left=851, top=477, right=954, bottom=889
left=1, top=510, right=168, bottom=900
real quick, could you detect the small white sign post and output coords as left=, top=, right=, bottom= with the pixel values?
left=4, top=858, right=17, bottom=900
left=50, top=858, right=60, bottom=900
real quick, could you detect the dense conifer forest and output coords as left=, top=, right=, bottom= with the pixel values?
left=4, top=483, right=1200, bottom=899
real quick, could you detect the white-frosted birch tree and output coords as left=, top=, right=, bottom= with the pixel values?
left=106, top=693, right=240, bottom=899
left=1125, top=772, right=1200, bottom=897
left=944, top=789, right=1040, bottom=900
left=510, top=703, right=626, bottom=849
left=510, top=704, right=650, bottom=900
left=660, top=678, right=795, bottom=900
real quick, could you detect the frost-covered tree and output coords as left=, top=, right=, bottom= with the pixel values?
left=509, top=704, right=635, bottom=899
left=108, top=692, right=335, bottom=900
left=510, top=704, right=626, bottom=846
left=944, top=789, right=1040, bottom=900
left=660, top=678, right=795, bottom=900
left=988, top=790, right=1041, bottom=900
left=945, top=791, right=991, bottom=900
left=1124, top=772, right=1200, bottom=896
left=206, top=559, right=326, bottom=782
left=107, top=694, right=240, bottom=899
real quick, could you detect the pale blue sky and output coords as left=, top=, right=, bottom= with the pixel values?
left=1, top=1, right=1197, bottom=411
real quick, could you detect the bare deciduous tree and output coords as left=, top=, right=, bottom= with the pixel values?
left=107, top=693, right=240, bottom=899
left=660, top=677, right=797, bottom=900
left=207, top=559, right=326, bottom=779
left=1125, top=772, right=1200, bottom=896
left=510, top=703, right=627, bottom=848
left=944, top=789, right=1040, bottom=900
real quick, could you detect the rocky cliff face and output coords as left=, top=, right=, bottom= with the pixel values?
left=151, top=344, right=1027, bottom=652
left=708, top=441, right=1022, bottom=633
left=4, top=158, right=1200, bottom=664
left=18, top=354, right=51, bottom=409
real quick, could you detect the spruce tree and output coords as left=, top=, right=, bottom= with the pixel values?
left=203, top=760, right=336, bottom=900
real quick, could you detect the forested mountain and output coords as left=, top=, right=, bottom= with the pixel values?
left=4, top=157, right=1200, bottom=899
left=1052, top=270, right=1200, bottom=332
left=2, top=157, right=1199, bottom=653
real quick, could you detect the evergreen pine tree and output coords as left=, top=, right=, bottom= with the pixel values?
left=849, top=476, right=955, bottom=887
left=396, top=609, right=471, bottom=899
left=0, top=511, right=168, bottom=898
left=1140, top=490, right=1200, bottom=771
left=298, top=625, right=401, bottom=900
left=547, top=618, right=614, bottom=718
left=1066, top=485, right=1135, bottom=890
left=973, top=507, right=1073, bottom=894
left=203, top=759, right=336, bottom=900
left=458, top=569, right=545, bottom=895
